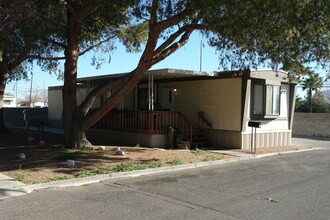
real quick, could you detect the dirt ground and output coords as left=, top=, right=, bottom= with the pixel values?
left=0, top=129, right=304, bottom=184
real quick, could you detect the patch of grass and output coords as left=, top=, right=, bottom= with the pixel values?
left=134, top=143, right=140, bottom=148
left=57, top=152, right=80, bottom=160
left=148, top=161, right=163, bottom=168
left=94, top=169, right=112, bottom=175
left=77, top=161, right=164, bottom=177
left=13, top=165, right=30, bottom=183
left=192, top=148, right=206, bottom=155
left=170, top=157, right=183, bottom=165
left=14, top=170, right=27, bottom=183
left=78, top=146, right=94, bottom=151
left=203, top=154, right=224, bottom=162
left=75, top=170, right=94, bottom=178
left=51, top=175, right=73, bottom=181
left=111, top=163, right=147, bottom=172
left=111, top=161, right=163, bottom=172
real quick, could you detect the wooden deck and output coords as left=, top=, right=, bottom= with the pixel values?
left=93, top=110, right=193, bottom=142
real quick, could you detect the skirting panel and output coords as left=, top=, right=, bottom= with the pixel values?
left=87, top=129, right=167, bottom=148
left=241, top=130, right=292, bottom=149
left=203, top=129, right=292, bottom=149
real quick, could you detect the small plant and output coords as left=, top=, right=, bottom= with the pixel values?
left=78, top=146, right=94, bottom=151
left=170, top=157, right=183, bottom=165
left=51, top=175, right=73, bottom=181
left=203, top=155, right=224, bottom=162
left=148, top=161, right=163, bottom=168
left=95, top=169, right=112, bottom=174
left=75, top=170, right=94, bottom=178
left=52, top=144, right=67, bottom=152
left=111, top=161, right=163, bottom=173
left=134, top=143, right=140, bottom=148
left=111, top=163, right=145, bottom=172
left=14, top=165, right=28, bottom=183
left=192, top=148, right=206, bottom=155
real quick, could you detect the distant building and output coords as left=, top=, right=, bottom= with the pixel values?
left=4, top=95, right=17, bottom=107
left=30, top=101, right=48, bottom=108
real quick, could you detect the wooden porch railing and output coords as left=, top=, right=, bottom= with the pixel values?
left=197, top=111, right=212, bottom=129
left=93, top=110, right=193, bottom=143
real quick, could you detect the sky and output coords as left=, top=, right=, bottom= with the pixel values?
left=4, top=32, right=329, bottom=101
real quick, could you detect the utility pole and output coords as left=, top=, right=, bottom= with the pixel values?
left=15, top=79, right=18, bottom=106
left=199, top=39, right=203, bottom=72
left=29, top=72, right=33, bottom=107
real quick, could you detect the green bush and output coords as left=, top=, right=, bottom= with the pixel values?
left=170, top=157, right=183, bottom=165
left=192, top=148, right=206, bottom=155
left=51, top=175, right=72, bottom=181
left=203, top=155, right=224, bottom=161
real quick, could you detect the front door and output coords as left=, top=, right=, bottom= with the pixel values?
left=161, top=88, right=174, bottom=111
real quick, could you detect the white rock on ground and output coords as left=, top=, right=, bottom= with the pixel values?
left=18, top=153, right=26, bottom=159
left=66, top=160, right=75, bottom=166
left=115, top=147, right=126, bottom=156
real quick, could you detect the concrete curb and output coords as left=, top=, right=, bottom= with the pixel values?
left=1, top=147, right=320, bottom=200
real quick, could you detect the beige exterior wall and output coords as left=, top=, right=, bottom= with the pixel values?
left=158, top=78, right=242, bottom=131
left=48, top=86, right=135, bottom=121
left=48, top=88, right=63, bottom=120
left=203, top=129, right=242, bottom=149
left=293, top=113, right=330, bottom=137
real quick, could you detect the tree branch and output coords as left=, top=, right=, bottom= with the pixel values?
left=78, top=0, right=101, bottom=21
left=79, top=34, right=117, bottom=56
left=8, top=51, right=29, bottom=71
left=79, top=74, right=130, bottom=115
left=149, top=0, right=160, bottom=26
left=155, top=8, right=192, bottom=32
left=28, top=34, right=116, bottom=61
left=154, top=23, right=208, bottom=57
left=44, top=38, right=67, bottom=49
left=151, top=29, right=193, bottom=66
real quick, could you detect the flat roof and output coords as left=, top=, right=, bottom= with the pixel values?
left=49, top=68, right=290, bottom=89
left=76, top=68, right=215, bottom=83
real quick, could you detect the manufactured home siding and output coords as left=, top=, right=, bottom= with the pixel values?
left=159, top=78, right=242, bottom=131
left=48, top=88, right=62, bottom=120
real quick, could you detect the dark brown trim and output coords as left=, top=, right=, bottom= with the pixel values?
left=288, top=84, right=297, bottom=130
left=240, top=75, right=249, bottom=132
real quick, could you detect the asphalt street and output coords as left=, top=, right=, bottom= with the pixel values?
left=0, top=137, right=329, bottom=220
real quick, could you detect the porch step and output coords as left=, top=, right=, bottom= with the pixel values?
left=183, top=128, right=210, bottom=149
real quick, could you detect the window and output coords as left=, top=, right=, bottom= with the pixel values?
left=138, top=88, right=149, bottom=110
left=252, top=83, right=280, bottom=118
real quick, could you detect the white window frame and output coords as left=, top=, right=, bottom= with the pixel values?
left=252, top=81, right=281, bottom=119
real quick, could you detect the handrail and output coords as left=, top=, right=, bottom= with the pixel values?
left=197, top=111, right=212, bottom=129
left=175, top=111, right=193, bottom=144
left=93, top=110, right=193, bottom=143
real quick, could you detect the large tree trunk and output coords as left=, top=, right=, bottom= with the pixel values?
left=62, top=9, right=91, bottom=148
left=0, top=66, right=9, bottom=133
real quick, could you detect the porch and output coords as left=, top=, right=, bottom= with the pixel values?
left=92, top=110, right=193, bottom=147
left=91, top=110, right=212, bottom=148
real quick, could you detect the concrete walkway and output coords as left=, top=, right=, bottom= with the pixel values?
left=0, top=174, right=28, bottom=200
